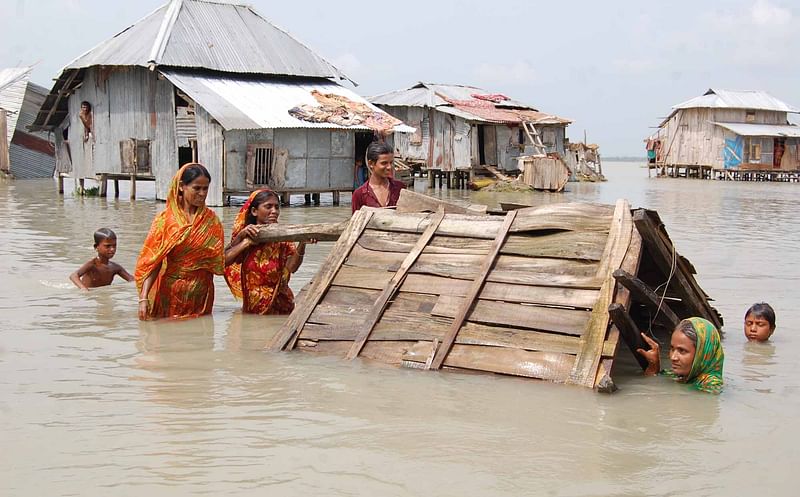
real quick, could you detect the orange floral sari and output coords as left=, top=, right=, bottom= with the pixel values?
left=135, top=164, right=225, bottom=319
left=224, top=190, right=297, bottom=315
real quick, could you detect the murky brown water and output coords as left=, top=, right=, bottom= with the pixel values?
left=1, top=163, right=798, bottom=496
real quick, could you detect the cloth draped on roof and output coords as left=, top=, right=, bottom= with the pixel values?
left=289, top=90, right=404, bottom=134
left=135, top=163, right=225, bottom=319
left=224, top=190, right=297, bottom=315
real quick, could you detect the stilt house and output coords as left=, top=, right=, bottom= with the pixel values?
left=30, top=0, right=408, bottom=206
left=370, top=83, right=571, bottom=172
left=0, top=67, right=55, bottom=179
left=649, top=89, right=800, bottom=179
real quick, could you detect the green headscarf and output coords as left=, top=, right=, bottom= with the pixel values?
left=679, top=317, right=724, bottom=394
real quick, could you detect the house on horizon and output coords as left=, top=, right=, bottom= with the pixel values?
left=647, top=88, right=800, bottom=179
left=370, top=82, right=572, bottom=172
left=31, top=0, right=409, bottom=206
left=0, top=67, right=55, bottom=179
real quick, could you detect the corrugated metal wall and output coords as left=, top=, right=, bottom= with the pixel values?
left=61, top=67, right=177, bottom=191
left=273, top=128, right=354, bottom=190
left=8, top=143, right=54, bottom=179
left=195, top=106, right=224, bottom=206
left=384, top=106, right=428, bottom=161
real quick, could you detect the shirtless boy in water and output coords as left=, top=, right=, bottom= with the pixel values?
left=69, top=228, right=133, bottom=290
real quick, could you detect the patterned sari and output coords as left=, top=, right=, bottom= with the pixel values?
left=224, top=190, right=297, bottom=315
left=666, top=317, right=725, bottom=394
left=135, top=164, right=225, bottom=319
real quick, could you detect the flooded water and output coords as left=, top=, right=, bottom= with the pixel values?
left=1, top=163, right=798, bottom=496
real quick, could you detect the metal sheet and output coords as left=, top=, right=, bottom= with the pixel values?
left=675, top=89, right=799, bottom=113
left=0, top=67, right=31, bottom=143
left=8, top=143, right=55, bottom=179
left=712, top=122, right=800, bottom=137
left=65, top=0, right=348, bottom=81
left=161, top=70, right=414, bottom=132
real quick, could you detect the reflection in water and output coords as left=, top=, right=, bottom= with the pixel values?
left=2, top=168, right=800, bottom=496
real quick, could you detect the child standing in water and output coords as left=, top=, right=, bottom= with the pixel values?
left=744, top=302, right=776, bottom=342
left=70, top=228, right=133, bottom=290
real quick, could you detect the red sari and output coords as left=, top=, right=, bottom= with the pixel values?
left=224, top=190, right=298, bottom=315
left=135, top=164, right=225, bottom=319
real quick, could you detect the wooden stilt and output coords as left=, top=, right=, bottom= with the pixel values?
left=99, top=174, right=108, bottom=197
left=129, top=174, right=136, bottom=200
left=113, top=179, right=120, bottom=198
left=332, top=191, right=340, bottom=206
left=281, top=192, right=290, bottom=206
left=427, top=170, right=435, bottom=188
left=79, top=178, right=85, bottom=196
left=304, top=194, right=311, bottom=205
left=612, top=268, right=679, bottom=328
left=312, top=193, right=320, bottom=206
left=58, top=175, right=64, bottom=194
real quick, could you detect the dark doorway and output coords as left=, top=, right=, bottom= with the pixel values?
left=178, top=146, right=194, bottom=167
left=355, top=131, right=373, bottom=163
left=774, top=137, right=785, bottom=169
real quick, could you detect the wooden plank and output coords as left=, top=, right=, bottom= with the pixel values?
left=568, top=199, right=633, bottom=387
left=430, top=210, right=517, bottom=370
left=333, top=267, right=599, bottom=309
left=345, top=245, right=602, bottom=289
left=608, top=303, right=649, bottom=370
left=357, top=229, right=608, bottom=261
left=395, top=189, right=488, bottom=215
left=266, top=209, right=374, bottom=351
left=431, top=295, right=590, bottom=336
left=346, top=208, right=446, bottom=360
left=301, top=320, right=618, bottom=356
left=406, top=342, right=575, bottom=382
left=632, top=209, right=722, bottom=329
left=612, top=268, right=680, bottom=328
left=295, top=340, right=412, bottom=366
left=254, top=221, right=348, bottom=243
left=365, top=203, right=613, bottom=238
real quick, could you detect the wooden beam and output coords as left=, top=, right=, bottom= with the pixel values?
left=254, top=220, right=348, bottom=243
left=608, top=303, right=650, bottom=370
left=568, top=199, right=633, bottom=387
left=612, top=268, right=679, bottom=328
left=346, top=207, right=446, bottom=359
left=429, top=210, right=517, bottom=370
left=40, top=70, right=79, bottom=129
left=266, top=209, right=374, bottom=351
left=395, top=189, right=488, bottom=215
left=632, top=209, right=722, bottom=329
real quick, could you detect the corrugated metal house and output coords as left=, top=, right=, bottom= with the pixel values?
left=30, top=0, right=407, bottom=205
left=371, top=82, right=571, bottom=172
left=650, top=88, right=800, bottom=177
left=0, top=67, right=55, bottom=179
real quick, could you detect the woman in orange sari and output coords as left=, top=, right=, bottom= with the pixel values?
left=135, top=163, right=225, bottom=320
left=224, top=190, right=311, bottom=315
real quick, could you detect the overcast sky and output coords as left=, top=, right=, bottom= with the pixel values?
left=2, top=0, right=798, bottom=155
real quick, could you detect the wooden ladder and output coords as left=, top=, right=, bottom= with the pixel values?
left=522, top=121, right=548, bottom=156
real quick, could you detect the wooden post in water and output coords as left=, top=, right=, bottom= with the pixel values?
left=113, top=179, right=120, bottom=198
left=129, top=173, right=136, bottom=200
left=57, top=174, right=64, bottom=194
left=332, top=191, right=340, bottom=206
left=99, top=174, right=108, bottom=198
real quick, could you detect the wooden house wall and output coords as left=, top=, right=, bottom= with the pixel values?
left=272, top=128, right=354, bottom=190
left=0, top=110, right=8, bottom=173
left=195, top=106, right=225, bottom=206
left=383, top=106, right=428, bottom=161
left=660, top=108, right=789, bottom=168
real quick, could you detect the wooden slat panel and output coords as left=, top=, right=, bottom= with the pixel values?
left=301, top=320, right=618, bottom=356
left=568, top=200, right=633, bottom=387
left=296, top=340, right=412, bottom=366
left=404, top=343, right=575, bottom=382
left=266, top=209, right=374, bottom=351
left=347, top=208, right=445, bottom=359
left=395, top=189, right=488, bottom=215
left=431, top=295, right=590, bottom=335
left=430, top=211, right=517, bottom=370
left=333, top=267, right=599, bottom=309
left=345, top=245, right=602, bottom=288
left=357, top=229, right=608, bottom=261
left=366, top=202, right=613, bottom=238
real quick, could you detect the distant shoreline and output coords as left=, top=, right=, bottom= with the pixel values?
left=603, top=157, right=646, bottom=162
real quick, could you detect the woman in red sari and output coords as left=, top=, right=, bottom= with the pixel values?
left=224, top=190, right=311, bottom=315
left=135, top=163, right=225, bottom=320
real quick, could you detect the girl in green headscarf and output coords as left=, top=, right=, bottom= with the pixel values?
left=637, top=317, right=724, bottom=394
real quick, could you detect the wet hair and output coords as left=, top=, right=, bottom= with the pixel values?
left=93, top=228, right=116, bottom=247
left=675, top=319, right=698, bottom=347
left=80, top=101, right=91, bottom=110
left=245, top=190, right=280, bottom=226
left=179, top=163, right=212, bottom=186
left=745, top=302, right=776, bottom=330
left=365, top=141, right=393, bottom=164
